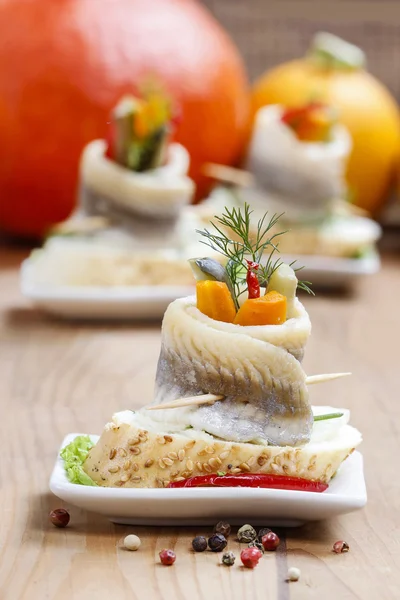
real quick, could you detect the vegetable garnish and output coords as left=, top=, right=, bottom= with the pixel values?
left=60, top=435, right=97, bottom=486
left=196, top=280, right=236, bottom=323
left=168, top=473, right=328, bottom=492
left=105, top=84, right=178, bottom=172
left=234, top=291, right=287, bottom=326
left=195, top=203, right=313, bottom=309
left=246, top=260, right=261, bottom=299
left=314, top=412, right=344, bottom=422
left=281, top=101, right=337, bottom=142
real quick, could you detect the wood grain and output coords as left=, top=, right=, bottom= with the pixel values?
left=1, top=245, right=400, bottom=599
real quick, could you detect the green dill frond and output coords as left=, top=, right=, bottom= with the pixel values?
left=196, top=203, right=314, bottom=303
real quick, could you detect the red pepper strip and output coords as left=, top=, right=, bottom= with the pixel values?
left=246, top=260, right=260, bottom=299
left=105, top=121, right=116, bottom=160
left=280, top=101, right=325, bottom=127
left=168, top=473, right=328, bottom=493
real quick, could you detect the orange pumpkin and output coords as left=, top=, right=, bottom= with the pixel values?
left=251, top=33, right=400, bottom=215
left=0, top=0, right=249, bottom=239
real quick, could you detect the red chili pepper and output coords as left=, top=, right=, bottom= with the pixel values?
left=168, top=472, right=328, bottom=493
left=246, top=260, right=260, bottom=299
left=105, top=120, right=116, bottom=161
left=280, top=101, right=325, bottom=127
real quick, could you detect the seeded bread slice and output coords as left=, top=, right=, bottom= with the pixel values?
left=83, top=411, right=362, bottom=488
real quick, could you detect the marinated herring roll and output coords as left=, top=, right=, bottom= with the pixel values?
left=245, top=103, right=351, bottom=221
left=151, top=294, right=312, bottom=446
left=78, top=91, right=194, bottom=240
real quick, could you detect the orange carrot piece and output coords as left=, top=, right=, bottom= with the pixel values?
left=234, top=291, right=287, bottom=326
left=196, top=280, right=236, bottom=323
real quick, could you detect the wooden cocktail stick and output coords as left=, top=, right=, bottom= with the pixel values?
left=147, top=394, right=224, bottom=411
left=50, top=215, right=111, bottom=236
left=203, top=163, right=255, bottom=188
left=147, top=372, right=352, bottom=411
left=203, top=162, right=369, bottom=218
left=306, top=372, right=351, bottom=385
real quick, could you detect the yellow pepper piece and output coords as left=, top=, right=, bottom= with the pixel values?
left=133, top=93, right=171, bottom=139
left=234, top=291, right=287, bottom=326
left=296, top=108, right=333, bottom=142
left=196, top=280, right=236, bottom=323
left=133, top=104, right=150, bottom=139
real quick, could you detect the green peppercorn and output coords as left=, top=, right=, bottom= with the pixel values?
left=192, top=535, right=208, bottom=552
left=208, top=533, right=227, bottom=552
left=248, top=540, right=264, bottom=554
left=222, top=551, right=236, bottom=566
left=214, top=521, right=231, bottom=538
left=237, top=524, right=257, bottom=543
left=258, top=527, right=272, bottom=541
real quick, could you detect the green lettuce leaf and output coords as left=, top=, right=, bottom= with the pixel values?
left=60, top=435, right=97, bottom=486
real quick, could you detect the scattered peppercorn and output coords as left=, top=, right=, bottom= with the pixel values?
left=287, top=567, right=301, bottom=582
left=248, top=540, right=264, bottom=554
left=258, top=527, right=272, bottom=541
left=240, top=547, right=262, bottom=568
left=159, top=549, right=176, bottom=565
left=208, top=533, right=227, bottom=552
left=333, top=540, right=349, bottom=554
left=237, top=524, right=257, bottom=543
left=222, top=551, right=236, bottom=566
left=49, top=508, right=70, bottom=528
left=262, top=531, right=280, bottom=551
left=214, top=521, right=231, bottom=538
left=192, top=535, right=208, bottom=552
left=123, top=534, right=141, bottom=551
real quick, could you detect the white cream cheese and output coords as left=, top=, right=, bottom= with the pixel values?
left=109, top=405, right=362, bottom=452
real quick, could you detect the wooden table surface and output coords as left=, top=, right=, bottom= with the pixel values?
left=1, top=245, right=400, bottom=600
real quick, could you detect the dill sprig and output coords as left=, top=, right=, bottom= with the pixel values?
left=196, top=203, right=313, bottom=304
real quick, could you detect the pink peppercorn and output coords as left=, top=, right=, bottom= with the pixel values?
left=333, top=540, right=349, bottom=554
left=262, top=531, right=280, bottom=551
left=159, top=549, right=176, bottom=565
left=240, top=547, right=262, bottom=568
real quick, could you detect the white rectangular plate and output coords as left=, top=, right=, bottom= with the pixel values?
left=282, top=251, right=380, bottom=288
left=20, top=260, right=194, bottom=320
left=21, top=252, right=380, bottom=321
left=50, top=434, right=367, bottom=527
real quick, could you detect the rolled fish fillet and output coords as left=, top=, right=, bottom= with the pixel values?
left=80, top=139, right=195, bottom=222
left=245, top=105, right=352, bottom=220
left=150, top=295, right=312, bottom=447
left=82, top=407, right=362, bottom=487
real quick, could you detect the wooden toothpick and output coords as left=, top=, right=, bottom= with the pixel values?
left=147, top=372, right=352, bottom=411
left=202, top=163, right=255, bottom=188
left=147, top=394, right=224, bottom=411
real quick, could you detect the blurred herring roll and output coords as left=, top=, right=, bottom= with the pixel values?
left=80, top=139, right=194, bottom=221
left=245, top=104, right=352, bottom=221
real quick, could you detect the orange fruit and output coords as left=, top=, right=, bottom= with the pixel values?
left=251, top=34, right=400, bottom=215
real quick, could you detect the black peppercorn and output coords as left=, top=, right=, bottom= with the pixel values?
left=208, top=533, right=227, bottom=552
left=192, top=535, right=208, bottom=552
left=213, top=521, right=231, bottom=538
left=257, top=527, right=272, bottom=541
left=248, top=540, right=264, bottom=554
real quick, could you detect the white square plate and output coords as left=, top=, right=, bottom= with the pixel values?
left=50, top=434, right=367, bottom=527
